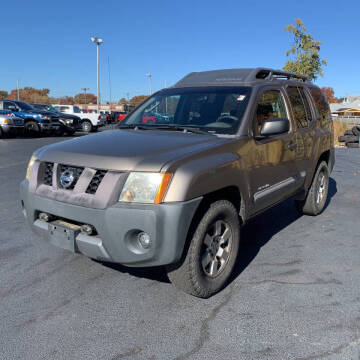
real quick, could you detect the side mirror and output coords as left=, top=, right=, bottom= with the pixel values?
left=260, top=118, right=289, bottom=136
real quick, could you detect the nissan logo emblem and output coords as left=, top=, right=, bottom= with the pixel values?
left=60, top=169, right=75, bottom=189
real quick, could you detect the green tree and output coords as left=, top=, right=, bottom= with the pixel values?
left=283, top=18, right=327, bottom=80
left=0, top=90, right=8, bottom=99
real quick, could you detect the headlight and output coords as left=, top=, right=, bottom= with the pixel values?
left=119, top=172, right=172, bottom=204
left=26, top=154, right=37, bottom=180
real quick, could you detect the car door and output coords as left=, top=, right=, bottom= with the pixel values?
left=246, top=87, right=301, bottom=213
left=284, top=86, right=314, bottom=182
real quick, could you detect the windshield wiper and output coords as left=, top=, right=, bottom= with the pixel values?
left=118, top=124, right=212, bottom=135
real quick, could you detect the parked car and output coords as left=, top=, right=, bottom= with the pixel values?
left=53, top=105, right=104, bottom=132
left=110, top=111, right=128, bottom=123
left=31, top=104, right=80, bottom=135
left=20, top=68, right=334, bottom=298
left=0, top=110, right=25, bottom=137
left=0, top=100, right=61, bottom=136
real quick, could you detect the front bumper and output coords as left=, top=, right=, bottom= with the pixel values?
left=20, top=180, right=201, bottom=267
left=1, top=124, right=24, bottom=135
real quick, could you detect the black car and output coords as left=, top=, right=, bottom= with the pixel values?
left=32, top=104, right=80, bottom=135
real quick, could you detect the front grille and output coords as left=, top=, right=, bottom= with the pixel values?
left=43, top=162, right=54, bottom=186
left=86, top=170, right=107, bottom=194
left=58, top=165, right=84, bottom=190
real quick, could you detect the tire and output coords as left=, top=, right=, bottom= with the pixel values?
left=295, top=161, right=329, bottom=216
left=344, top=130, right=353, bottom=136
left=352, top=126, right=360, bottom=136
left=343, top=135, right=358, bottom=143
left=81, top=120, right=92, bottom=133
left=66, top=129, right=76, bottom=136
left=347, top=142, right=360, bottom=148
left=166, top=200, right=240, bottom=298
left=25, top=121, right=41, bottom=137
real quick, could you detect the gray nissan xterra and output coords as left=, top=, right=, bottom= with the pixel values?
left=20, top=68, right=334, bottom=298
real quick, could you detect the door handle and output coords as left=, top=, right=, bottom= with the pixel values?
left=288, top=141, right=297, bottom=151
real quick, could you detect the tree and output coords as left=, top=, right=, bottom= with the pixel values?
left=58, top=96, right=75, bottom=105
left=283, top=18, right=327, bottom=80
left=129, top=95, right=148, bottom=106
left=73, top=93, right=97, bottom=104
left=8, top=87, right=51, bottom=103
left=0, top=90, right=8, bottom=99
left=118, top=97, right=128, bottom=105
left=321, top=87, right=338, bottom=103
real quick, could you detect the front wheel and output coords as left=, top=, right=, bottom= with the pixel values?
left=81, top=120, right=92, bottom=133
left=25, top=121, right=40, bottom=137
left=166, top=200, right=240, bottom=298
left=295, top=161, right=329, bottom=216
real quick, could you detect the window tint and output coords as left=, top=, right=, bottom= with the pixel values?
left=60, top=106, right=69, bottom=111
left=3, top=101, right=14, bottom=110
left=309, top=87, right=331, bottom=127
left=298, top=87, right=313, bottom=122
left=286, top=87, right=309, bottom=128
left=254, top=90, right=287, bottom=136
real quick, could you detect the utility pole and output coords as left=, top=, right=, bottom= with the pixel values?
left=146, top=73, right=152, bottom=95
left=17, top=80, right=20, bottom=101
left=91, top=37, right=103, bottom=113
left=108, top=56, right=112, bottom=111
left=81, top=88, right=89, bottom=108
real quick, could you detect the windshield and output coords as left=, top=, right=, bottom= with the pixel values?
left=122, top=87, right=251, bottom=134
left=15, top=101, right=34, bottom=111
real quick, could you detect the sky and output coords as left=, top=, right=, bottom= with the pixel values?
left=1, top=0, right=359, bottom=101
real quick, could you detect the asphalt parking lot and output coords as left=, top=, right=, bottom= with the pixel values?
left=1, top=133, right=359, bottom=360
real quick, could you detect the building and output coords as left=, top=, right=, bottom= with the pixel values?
left=330, top=95, right=360, bottom=118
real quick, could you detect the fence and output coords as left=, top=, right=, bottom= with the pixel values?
left=333, top=116, right=360, bottom=126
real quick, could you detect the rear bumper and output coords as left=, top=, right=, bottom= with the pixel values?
left=20, top=180, right=202, bottom=267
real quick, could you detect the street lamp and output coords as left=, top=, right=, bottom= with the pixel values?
left=146, top=73, right=152, bottom=95
left=91, top=36, right=103, bottom=113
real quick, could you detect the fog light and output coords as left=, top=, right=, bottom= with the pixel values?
left=39, top=212, right=50, bottom=222
left=81, top=224, right=94, bottom=235
left=138, top=232, right=151, bottom=249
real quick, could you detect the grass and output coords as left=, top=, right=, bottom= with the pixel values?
left=333, top=120, right=352, bottom=146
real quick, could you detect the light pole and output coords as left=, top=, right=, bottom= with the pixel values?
left=91, top=37, right=103, bottom=113
left=146, top=73, right=152, bottom=95
left=81, top=87, right=89, bottom=108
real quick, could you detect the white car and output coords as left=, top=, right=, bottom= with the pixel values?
left=53, top=105, right=105, bottom=133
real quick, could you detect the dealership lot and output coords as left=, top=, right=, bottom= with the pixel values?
left=1, top=134, right=359, bottom=360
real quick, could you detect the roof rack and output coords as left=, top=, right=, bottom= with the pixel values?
left=255, top=69, right=308, bottom=82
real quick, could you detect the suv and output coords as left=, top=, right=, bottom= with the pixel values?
left=0, top=100, right=60, bottom=135
left=20, top=68, right=334, bottom=298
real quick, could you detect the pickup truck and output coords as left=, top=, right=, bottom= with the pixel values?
left=0, top=100, right=60, bottom=135
left=53, top=105, right=105, bottom=132
left=0, top=110, right=25, bottom=137
left=21, top=68, right=334, bottom=298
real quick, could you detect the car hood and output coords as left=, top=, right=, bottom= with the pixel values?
left=36, top=129, right=230, bottom=172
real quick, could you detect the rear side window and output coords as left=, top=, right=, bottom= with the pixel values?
left=286, top=87, right=309, bottom=128
left=308, top=87, right=331, bottom=127
left=298, top=87, right=313, bottom=123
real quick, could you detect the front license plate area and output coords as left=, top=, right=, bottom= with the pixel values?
left=48, top=220, right=81, bottom=252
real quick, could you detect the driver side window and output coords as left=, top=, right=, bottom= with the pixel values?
left=254, top=90, right=287, bottom=136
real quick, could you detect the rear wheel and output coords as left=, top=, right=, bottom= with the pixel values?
left=82, top=120, right=92, bottom=133
left=166, top=200, right=240, bottom=298
left=295, top=161, right=329, bottom=216
left=25, top=121, right=40, bottom=137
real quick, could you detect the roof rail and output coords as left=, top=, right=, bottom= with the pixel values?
left=255, top=68, right=308, bottom=82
